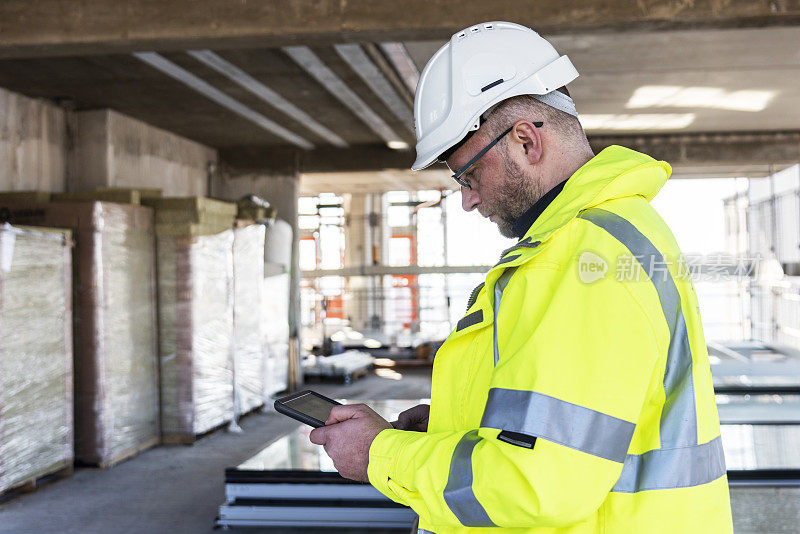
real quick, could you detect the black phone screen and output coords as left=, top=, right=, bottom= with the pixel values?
left=282, top=391, right=337, bottom=423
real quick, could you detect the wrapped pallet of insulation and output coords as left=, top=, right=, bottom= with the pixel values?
left=262, top=219, right=292, bottom=396
left=262, top=273, right=290, bottom=396
left=147, top=198, right=237, bottom=442
left=0, top=201, right=159, bottom=467
left=232, top=223, right=267, bottom=416
left=0, top=225, right=73, bottom=493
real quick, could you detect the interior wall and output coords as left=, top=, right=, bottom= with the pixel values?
left=71, top=109, right=217, bottom=196
left=0, top=86, right=67, bottom=192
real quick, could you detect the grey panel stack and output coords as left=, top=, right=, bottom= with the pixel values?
left=0, top=225, right=73, bottom=492
left=217, top=400, right=420, bottom=529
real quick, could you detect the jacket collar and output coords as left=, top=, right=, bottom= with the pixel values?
left=497, top=145, right=671, bottom=262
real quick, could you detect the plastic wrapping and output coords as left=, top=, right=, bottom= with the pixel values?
left=262, top=273, right=290, bottom=396
left=264, top=218, right=293, bottom=274
left=0, top=201, right=159, bottom=467
left=157, top=230, right=235, bottom=437
left=0, top=225, right=73, bottom=492
left=233, top=224, right=268, bottom=416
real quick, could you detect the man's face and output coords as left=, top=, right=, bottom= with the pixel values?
left=447, top=130, right=544, bottom=238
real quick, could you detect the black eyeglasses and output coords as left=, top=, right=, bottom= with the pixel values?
left=450, top=121, right=543, bottom=189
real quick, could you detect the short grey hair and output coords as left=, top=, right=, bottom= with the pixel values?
left=482, top=93, right=586, bottom=145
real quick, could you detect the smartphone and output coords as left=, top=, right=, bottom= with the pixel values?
left=274, top=390, right=342, bottom=428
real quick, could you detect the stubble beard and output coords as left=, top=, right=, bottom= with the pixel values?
left=493, top=155, right=545, bottom=238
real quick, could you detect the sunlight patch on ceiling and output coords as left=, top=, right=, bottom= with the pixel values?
left=580, top=113, right=696, bottom=130
left=627, top=86, right=776, bottom=112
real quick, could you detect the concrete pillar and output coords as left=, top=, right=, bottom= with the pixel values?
left=342, top=193, right=369, bottom=331
left=0, top=86, right=67, bottom=192
left=69, top=109, right=216, bottom=196
left=215, top=170, right=302, bottom=387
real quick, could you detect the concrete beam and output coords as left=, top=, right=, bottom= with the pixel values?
left=220, top=144, right=414, bottom=174
left=1, top=0, right=800, bottom=58
left=221, top=131, right=800, bottom=176
left=591, top=131, right=800, bottom=178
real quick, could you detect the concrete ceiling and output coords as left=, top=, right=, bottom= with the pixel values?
left=406, top=26, right=800, bottom=135
left=0, top=1, right=798, bottom=192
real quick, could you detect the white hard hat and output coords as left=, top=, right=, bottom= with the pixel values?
left=412, top=21, right=579, bottom=170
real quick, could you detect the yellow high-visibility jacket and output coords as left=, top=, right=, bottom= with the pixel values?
left=368, top=146, right=733, bottom=533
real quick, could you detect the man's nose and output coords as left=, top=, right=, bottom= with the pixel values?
left=461, top=186, right=479, bottom=212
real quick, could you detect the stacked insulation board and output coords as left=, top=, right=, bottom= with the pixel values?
left=262, top=274, right=290, bottom=396
left=0, top=200, right=160, bottom=467
left=233, top=223, right=268, bottom=416
left=262, top=219, right=292, bottom=396
left=147, top=198, right=238, bottom=442
left=0, top=225, right=74, bottom=493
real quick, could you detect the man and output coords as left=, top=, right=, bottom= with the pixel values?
left=311, top=21, right=734, bottom=533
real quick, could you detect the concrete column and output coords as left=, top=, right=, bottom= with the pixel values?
left=0, top=86, right=67, bottom=192
left=215, top=170, right=302, bottom=386
left=342, top=193, right=370, bottom=331
left=69, top=109, right=216, bottom=196
left=368, top=193, right=386, bottom=332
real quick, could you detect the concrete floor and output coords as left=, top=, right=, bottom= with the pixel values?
left=1, top=366, right=797, bottom=533
left=0, top=367, right=433, bottom=534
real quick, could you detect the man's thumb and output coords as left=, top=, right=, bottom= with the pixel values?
left=309, top=426, right=327, bottom=445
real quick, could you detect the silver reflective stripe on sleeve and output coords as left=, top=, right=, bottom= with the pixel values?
left=613, top=436, right=726, bottom=492
left=493, top=267, right=517, bottom=366
left=443, top=431, right=496, bottom=527
left=578, top=208, right=725, bottom=491
left=481, top=388, right=635, bottom=463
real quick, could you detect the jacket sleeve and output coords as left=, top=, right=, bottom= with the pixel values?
left=368, top=263, right=662, bottom=529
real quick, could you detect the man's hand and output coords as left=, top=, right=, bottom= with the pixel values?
left=391, top=404, right=430, bottom=432
left=308, top=404, right=392, bottom=482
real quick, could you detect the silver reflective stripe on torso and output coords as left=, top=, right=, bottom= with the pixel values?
left=577, top=208, right=726, bottom=491
left=493, top=267, right=517, bottom=366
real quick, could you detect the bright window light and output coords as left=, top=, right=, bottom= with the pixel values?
left=580, top=113, right=696, bottom=131
left=387, top=140, right=410, bottom=150
left=626, top=86, right=776, bottom=112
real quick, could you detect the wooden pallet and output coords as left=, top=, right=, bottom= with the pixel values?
left=304, top=366, right=370, bottom=385
left=161, top=419, right=233, bottom=446
left=0, top=462, right=73, bottom=500
left=94, top=436, right=160, bottom=469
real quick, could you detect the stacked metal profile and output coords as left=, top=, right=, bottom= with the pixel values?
left=218, top=400, right=419, bottom=528
left=0, top=225, right=73, bottom=492
left=0, top=200, right=160, bottom=467
left=232, top=222, right=268, bottom=415
left=148, top=198, right=237, bottom=441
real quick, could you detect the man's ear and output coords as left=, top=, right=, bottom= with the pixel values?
left=511, top=120, right=543, bottom=165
